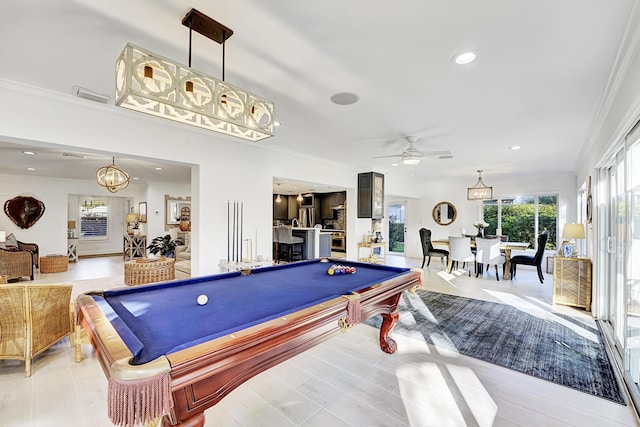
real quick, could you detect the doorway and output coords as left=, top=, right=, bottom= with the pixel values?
left=388, top=203, right=406, bottom=255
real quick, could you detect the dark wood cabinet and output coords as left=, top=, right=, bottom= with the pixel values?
left=273, top=195, right=288, bottom=220
left=358, top=172, right=384, bottom=219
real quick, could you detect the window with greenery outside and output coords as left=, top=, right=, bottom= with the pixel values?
left=483, top=195, right=557, bottom=249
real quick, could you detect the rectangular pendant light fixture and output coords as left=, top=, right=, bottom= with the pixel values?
left=115, top=10, right=275, bottom=142
left=467, top=170, right=493, bottom=200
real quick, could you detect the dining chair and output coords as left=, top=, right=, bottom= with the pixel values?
left=448, top=236, right=476, bottom=276
left=419, top=228, right=449, bottom=269
left=475, top=237, right=505, bottom=281
left=510, top=231, right=549, bottom=284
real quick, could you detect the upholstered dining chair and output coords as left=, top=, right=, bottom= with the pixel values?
left=475, top=237, right=505, bottom=281
left=448, top=236, right=476, bottom=276
left=276, top=226, right=304, bottom=262
left=419, top=228, right=449, bottom=269
left=510, top=231, right=549, bottom=284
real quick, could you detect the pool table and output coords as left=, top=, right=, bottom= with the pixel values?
left=75, top=258, right=422, bottom=427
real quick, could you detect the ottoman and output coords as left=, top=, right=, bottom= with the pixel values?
left=40, top=255, right=69, bottom=273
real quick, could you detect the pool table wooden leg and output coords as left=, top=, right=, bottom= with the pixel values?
left=161, top=412, right=205, bottom=427
left=378, top=293, right=401, bottom=354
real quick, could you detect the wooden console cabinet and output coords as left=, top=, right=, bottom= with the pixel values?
left=552, top=256, right=592, bottom=311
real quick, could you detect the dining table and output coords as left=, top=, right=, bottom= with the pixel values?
left=431, top=238, right=530, bottom=280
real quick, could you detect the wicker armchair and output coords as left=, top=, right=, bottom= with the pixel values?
left=0, top=284, right=72, bottom=376
left=17, top=240, right=39, bottom=268
left=0, top=248, right=34, bottom=281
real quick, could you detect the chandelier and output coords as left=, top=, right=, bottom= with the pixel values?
left=467, top=170, right=493, bottom=200
left=96, top=157, right=130, bottom=193
left=115, top=9, right=275, bottom=142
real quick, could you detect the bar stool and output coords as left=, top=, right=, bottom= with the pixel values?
left=276, top=226, right=304, bottom=262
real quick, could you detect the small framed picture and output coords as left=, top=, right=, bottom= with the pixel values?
left=139, top=202, right=147, bottom=223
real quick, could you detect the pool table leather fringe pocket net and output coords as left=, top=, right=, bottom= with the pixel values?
left=108, top=355, right=173, bottom=426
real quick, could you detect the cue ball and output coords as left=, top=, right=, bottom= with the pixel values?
left=197, top=294, right=208, bottom=305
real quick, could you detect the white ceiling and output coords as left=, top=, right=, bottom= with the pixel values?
left=0, top=0, right=635, bottom=190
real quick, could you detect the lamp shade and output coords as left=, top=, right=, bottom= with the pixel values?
left=0, top=230, right=5, bottom=243
left=125, top=213, right=139, bottom=223
left=562, top=223, right=585, bottom=239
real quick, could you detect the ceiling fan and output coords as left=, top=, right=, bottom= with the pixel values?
left=374, top=136, right=452, bottom=165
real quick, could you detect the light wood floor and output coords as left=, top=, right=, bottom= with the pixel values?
left=1, top=254, right=638, bottom=426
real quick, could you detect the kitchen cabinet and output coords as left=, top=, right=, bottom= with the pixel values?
left=552, top=256, right=591, bottom=311
left=273, top=194, right=288, bottom=220
left=358, top=172, right=384, bottom=219
left=320, top=191, right=346, bottom=220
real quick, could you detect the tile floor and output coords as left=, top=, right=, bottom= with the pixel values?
left=1, top=254, right=638, bottom=426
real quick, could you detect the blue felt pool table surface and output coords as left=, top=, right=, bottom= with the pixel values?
left=96, top=259, right=410, bottom=364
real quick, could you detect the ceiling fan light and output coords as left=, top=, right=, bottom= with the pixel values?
left=402, top=158, right=420, bottom=166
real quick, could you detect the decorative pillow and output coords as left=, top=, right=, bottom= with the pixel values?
left=0, top=233, right=19, bottom=249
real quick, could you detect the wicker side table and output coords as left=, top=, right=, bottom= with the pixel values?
left=40, top=255, right=69, bottom=273
left=124, top=258, right=175, bottom=286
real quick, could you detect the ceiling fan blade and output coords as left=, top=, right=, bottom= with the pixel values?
left=421, top=150, right=452, bottom=156
left=373, top=154, right=402, bottom=159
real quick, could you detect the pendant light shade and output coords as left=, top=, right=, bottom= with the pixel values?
left=115, top=10, right=275, bottom=142
left=96, top=157, right=130, bottom=193
left=467, top=170, right=493, bottom=200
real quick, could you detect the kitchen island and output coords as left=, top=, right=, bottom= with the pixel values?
left=290, top=227, right=332, bottom=259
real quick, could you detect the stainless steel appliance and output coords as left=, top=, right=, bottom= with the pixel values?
left=331, top=232, right=345, bottom=251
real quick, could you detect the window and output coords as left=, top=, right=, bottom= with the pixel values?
left=483, top=195, right=557, bottom=249
left=80, top=198, right=108, bottom=239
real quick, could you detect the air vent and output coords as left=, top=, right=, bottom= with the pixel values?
left=72, top=86, right=110, bottom=104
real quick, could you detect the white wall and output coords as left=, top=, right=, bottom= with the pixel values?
left=0, top=173, right=144, bottom=256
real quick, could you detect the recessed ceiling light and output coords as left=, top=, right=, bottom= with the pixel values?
left=330, top=92, right=359, bottom=105
left=510, top=146, right=521, bottom=150
left=26, top=167, right=36, bottom=171
left=438, top=155, right=454, bottom=160
left=132, top=177, right=140, bottom=180
left=274, top=121, right=281, bottom=127
left=391, top=163, right=399, bottom=166
left=453, top=51, right=477, bottom=65
left=155, top=167, right=163, bottom=171
left=22, top=151, right=37, bottom=155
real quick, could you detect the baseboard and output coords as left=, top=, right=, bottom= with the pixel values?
left=78, top=253, right=122, bottom=259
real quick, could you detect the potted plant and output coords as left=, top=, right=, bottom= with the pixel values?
left=147, top=234, right=184, bottom=258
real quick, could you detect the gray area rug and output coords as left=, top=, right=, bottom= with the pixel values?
left=365, top=290, right=625, bottom=404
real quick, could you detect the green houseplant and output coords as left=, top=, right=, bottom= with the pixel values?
left=147, top=234, right=184, bottom=257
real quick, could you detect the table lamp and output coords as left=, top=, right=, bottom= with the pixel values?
left=562, top=223, right=585, bottom=257
left=125, top=213, right=139, bottom=235
left=67, top=220, right=77, bottom=238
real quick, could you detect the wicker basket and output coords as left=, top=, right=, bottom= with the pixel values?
left=40, top=255, right=69, bottom=273
left=124, top=258, right=175, bottom=286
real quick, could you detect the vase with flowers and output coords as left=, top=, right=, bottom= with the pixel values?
left=474, top=221, right=489, bottom=238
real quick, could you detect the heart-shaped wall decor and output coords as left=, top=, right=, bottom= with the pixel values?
left=4, top=196, right=45, bottom=229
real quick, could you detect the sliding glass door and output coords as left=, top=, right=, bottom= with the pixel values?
left=599, top=125, right=640, bottom=405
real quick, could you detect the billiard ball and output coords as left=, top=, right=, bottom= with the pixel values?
left=197, top=294, right=209, bottom=305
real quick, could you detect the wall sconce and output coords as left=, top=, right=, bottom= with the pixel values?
left=115, top=9, right=275, bottom=142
